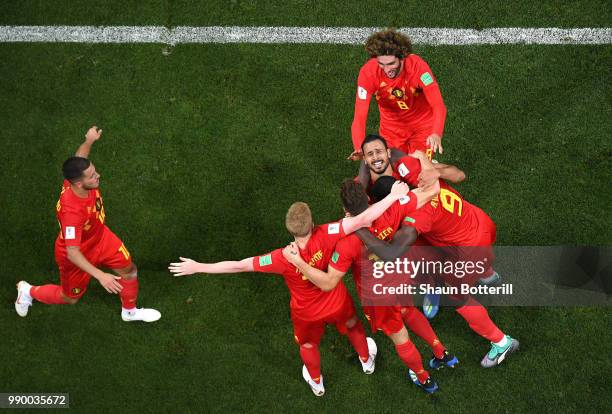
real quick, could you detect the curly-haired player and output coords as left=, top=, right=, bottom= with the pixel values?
left=349, top=29, right=447, bottom=160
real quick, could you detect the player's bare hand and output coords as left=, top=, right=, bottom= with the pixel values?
left=408, top=150, right=426, bottom=161
left=282, top=243, right=303, bottom=265
left=85, top=126, right=102, bottom=143
left=426, top=133, right=443, bottom=154
left=168, top=257, right=199, bottom=277
left=347, top=150, right=363, bottom=161
left=417, top=167, right=440, bottom=188
left=98, top=272, right=123, bottom=294
left=389, top=181, right=409, bottom=199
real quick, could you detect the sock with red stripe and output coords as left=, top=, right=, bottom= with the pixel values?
left=395, top=340, right=429, bottom=383
left=456, top=299, right=505, bottom=343
left=402, top=306, right=446, bottom=359
left=299, top=345, right=321, bottom=383
left=345, top=320, right=370, bottom=362
left=30, top=284, right=67, bottom=305
left=118, top=277, right=139, bottom=310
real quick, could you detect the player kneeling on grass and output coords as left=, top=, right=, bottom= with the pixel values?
left=15, top=126, right=161, bottom=323
left=169, top=181, right=409, bottom=397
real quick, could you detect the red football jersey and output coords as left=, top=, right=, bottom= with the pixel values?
left=352, top=55, right=446, bottom=151
left=55, top=180, right=106, bottom=251
left=330, top=234, right=366, bottom=293
left=252, top=222, right=349, bottom=322
left=402, top=180, right=494, bottom=246
left=330, top=198, right=418, bottom=294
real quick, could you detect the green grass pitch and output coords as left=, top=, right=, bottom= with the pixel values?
left=1, top=2, right=611, bottom=413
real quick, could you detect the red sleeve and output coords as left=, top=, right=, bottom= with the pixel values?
left=414, top=56, right=446, bottom=137
left=402, top=205, right=433, bottom=234
left=329, top=236, right=358, bottom=273
left=252, top=249, right=288, bottom=275
left=59, top=206, right=85, bottom=248
left=396, top=193, right=418, bottom=216
left=394, top=156, right=421, bottom=187
left=321, top=221, right=346, bottom=249
left=351, top=63, right=376, bottom=151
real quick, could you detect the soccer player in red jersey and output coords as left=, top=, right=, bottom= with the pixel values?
left=168, top=182, right=409, bottom=397
left=358, top=175, right=520, bottom=368
left=348, top=29, right=447, bottom=161
left=15, top=126, right=161, bottom=323
left=283, top=178, right=453, bottom=394
left=359, top=134, right=500, bottom=318
left=358, top=134, right=465, bottom=195
left=359, top=136, right=500, bottom=285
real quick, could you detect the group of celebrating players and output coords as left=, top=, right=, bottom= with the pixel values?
left=15, top=29, right=518, bottom=397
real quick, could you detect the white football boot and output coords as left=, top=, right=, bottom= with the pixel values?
left=360, top=337, right=378, bottom=374
left=15, top=281, right=33, bottom=317
left=302, top=365, right=325, bottom=397
left=121, top=307, right=161, bottom=322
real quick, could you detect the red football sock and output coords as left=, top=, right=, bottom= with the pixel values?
left=402, top=306, right=446, bottom=359
left=299, top=345, right=321, bottom=383
left=30, top=284, right=67, bottom=305
left=395, top=340, right=429, bottom=383
left=345, top=320, right=370, bottom=361
left=456, top=299, right=505, bottom=343
left=118, top=277, right=139, bottom=310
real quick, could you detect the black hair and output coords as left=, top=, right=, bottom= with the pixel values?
left=62, top=156, right=91, bottom=182
left=371, top=175, right=397, bottom=202
left=361, top=134, right=388, bottom=154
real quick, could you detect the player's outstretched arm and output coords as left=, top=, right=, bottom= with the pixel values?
left=66, top=246, right=123, bottom=294
left=433, top=163, right=466, bottom=183
left=422, top=84, right=446, bottom=155
left=282, top=243, right=346, bottom=292
left=348, top=70, right=374, bottom=160
left=410, top=179, right=440, bottom=209
left=356, top=226, right=418, bottom=262
left=342, top=181, right=409, bottom=234
left=168, top=257, right=254, bottom=277
left=348, top=103, right=369, bottom=160
left=409, top=150, right=465, bottom=184
left=75, top=126, right=102, bottom=158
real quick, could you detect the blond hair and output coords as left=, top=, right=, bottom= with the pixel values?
left=285, top=202, right=313, bottom=237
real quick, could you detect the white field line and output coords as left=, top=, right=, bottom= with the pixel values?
left=0, top=26, right=610, bottom=45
